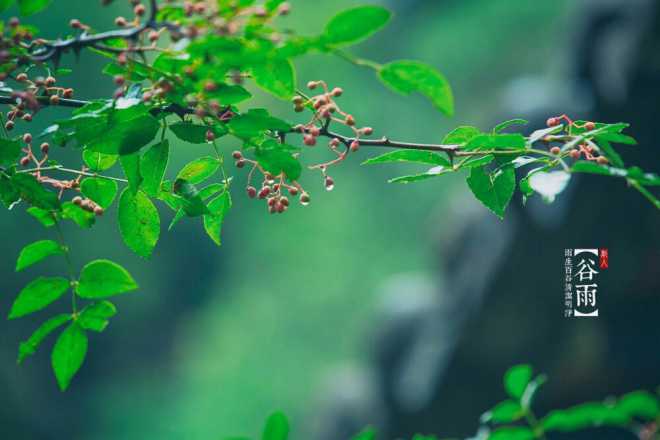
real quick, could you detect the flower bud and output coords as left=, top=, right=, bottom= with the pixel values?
left=546, top=117, right=559, bottom=127
left=550, top=146, right=561, bottom=155
left=22, top=133, right=32, bottom=143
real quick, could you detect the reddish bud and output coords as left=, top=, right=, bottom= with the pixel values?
left=70, top=19, right=83, bottom=29
left=232, top=151, right=242, bottom=160
left=569, top=149, right=581, bottom=159
left=307, top=81, right=318, bottom=90
left=246, top=186, right=257, bottom=198
left=303, top=135, right=317, bottom=146
left=236, top=159, right=245, bottom=168
left=324, top=176, right=334, bottom=191
left=331, top=87, right=343, bottom=97
left=596, top=156, right=609, bottom=165
left=45, top=76, right=56, bottom=86
left=20, top=156, right=30, bottom=166
left=277, top=2, right=291, bottom=15
left=134, top=4, right=146, bottom=16
left=550, top=146, right=561, bottom=155
left=280, top=197, right=289, bottom=207
left=345, top=115, right=355, bottom=126
left=299, top=192, right=310, bottom=206
left=22, top=133, right=32, bottom=143
left=288, top=186, right=299, bottom=196
left=546, top=117, right=559, bottom=127
left=309, top=126, right=320, bottom=137
left=63, top=88, right=74, bottom=98
left=5, top=120, right=14, bottom=131
left=22, top=113, right=32, bottom=122
left=50, top=95, right=60, bottom=105
left=94, top=206, right=104, bottom=216
left=40, top=142, right=49, bottom=154
left=148, top=30, right=159, bottom=42
left=142, top=91, right=153, bottom=102
left=362, top=127, right=373, bottom=136
left=204, top=80, right=217, bottom=92
left=114, top=74, right=125, bottom=85
left=115, top=16, right=127, bottom=26
left=8, top=17, right=20, bottom=27
left=205, top=130, right=215, bottom=142
left=16, top=73, right=28, bottom=82
left=72, top=196, right=83, bottom=206
left=258, top=187, right=271, bottom=199
left=350, top=140, right=360, bottom=152
left=584, top=121, right=596, bottom=131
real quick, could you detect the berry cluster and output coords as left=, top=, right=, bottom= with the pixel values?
left=292, top=80, right=374, bottom=190
left=545, top=115, right=609, bottom=165
left=1, top=70, right=73, bottom=132
left=232, top=150, right=308, bottom=214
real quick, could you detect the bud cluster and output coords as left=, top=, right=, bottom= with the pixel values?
left=232, top=150, right=309, bottom=214
left=292, top=80, right=375, bottom=191
left=545, top=115, right=609, bottom=165
left=2, top=71, right=73, bottom=132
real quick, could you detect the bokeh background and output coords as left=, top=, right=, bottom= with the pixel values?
left=1, top=0, right=659, bottom=439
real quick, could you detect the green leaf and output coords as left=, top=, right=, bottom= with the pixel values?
left=26, top=207, right=57, bottom=227
left=78, top=300, right=117, bottom=332
left=140, top=140, right=169, bottom=197
left=0, top=138, right=21, bottom=166
left=465, top=134, right=526, bottom=151
left=8, top=276, right=70, bottom=319
left=118, top=189, right=160, bottom=258
left=351, top=427, right=376, bottom=440
left=493, top=119, right=528, bottom=133
left=169, top=122, right=227, bottom=144
left=262, top=411, right=289, bottom=440
left=362, top=150, right=450, bottom=166
left=84, top=107, right=159, bottom=155
left=459, top=154, right=495, bottom=169
left=542, top=402, right=630, bottom=432
left=203, top=191, right=232, bottom=246
left=466, top=165, right=515, bottom=219
left=17, top=314, right=71, bottom=364
left=482, top=400, right=523, bottom=424
left=504, top=364, right=533, bottom=400
left=323, top=6, right=392, bottom=46
left=379, top=60, right=453, bottom=116
left=120, top=152, right=142, bottom=194
left=17, top=0, right=51, bottom=16
left=204, top=83, right=252, bottom=105
left=51, top=322, right=87, bottom=391
left=11, top=173, right=61, bottom=210
left=0, top=0, right=14, bottom=13
left=252, top=58, right=296, bottom=100
left=76, top=259, right=137, bottom=298
left=489, top=427, right=534, bottom=440
left=442, top=126, right=481, bottom=144
left=83, top=150, right=118, bottom=172
left=616, top=391, right=660, bottom=420
left=177, top=156, right=220, bottom=185
left=16, top=239, right=64, bottom=272
left=595, top=138, right=624, bottom=168
left=388, top=167, right=450, bottom=184
left=0, top=173, right=20, bottom=207
left=61, top=201, right=95, bottom=228
left=171, top=179, right=212, bottom=219
left=228, top=108, right=291, bottom=139
left=80, top=177, right=118, bottom=209
left=526, top=171, right=571, bottom=203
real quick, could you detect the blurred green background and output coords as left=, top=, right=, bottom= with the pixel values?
left=12, top=1, right=657, bottom=439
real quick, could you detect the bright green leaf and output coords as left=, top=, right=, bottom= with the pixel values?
left=504, top=364, right=533, bottom=400
left=489, top=427, right=534, bottom=440
left=17, top=313, right=71, bottom=364
left=493, top=119, right=528, bottom=133
left=18, top=0, right=51, bottom=15
left=120, top=152, right=142, bottom=194
left=616, top=391, right=660, bottom=420
left=466, top=165, right=516, bottom=219
left=140, top=140, right=169, bottom=196
left=0, top=138, right=21, bottom=166
left=8, top=276, right=70, bottom=319
left=51, top=322, right=87, bottom=391
left=169, top=122, right=227, bottom=144
left=482, top=400, right=523, bottom=424
left=362, top=150, right=450, bottom=166
left=16, top=239, right=64, bottom=272
left=262, top=411, right=289, bottom=440
left=351, top=427, right=376, bottom=440
left=323, top=6, right=392, bottom=46
left=80, top=177, right=118, bottom=209
left=203, top=191, right=232, bottom=246
left=11, top=173, right=61, bottom=210
left=118, top=189, right=160, bottom=258
left=26, top=207, right=57, bottom=227
left=61, top=201, right=95, bottom=228
left=76, top=259, right=137, bottom=298
left=465, top=134, right=526, bottom=151
left=78, top=300, right=117, bottom=332
left=177, top=156, right=219, bottom=185
left=83, top=150, right=118, bottom=171
left=252, top=58, right=296, bottom=100
left=379, top=60, right=453, bottom=116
